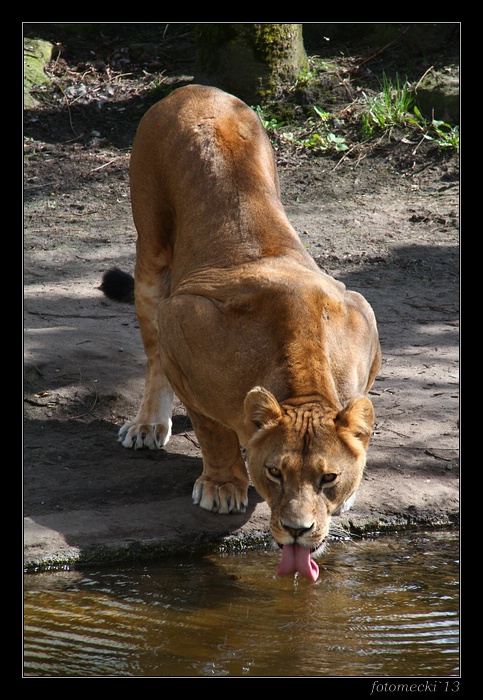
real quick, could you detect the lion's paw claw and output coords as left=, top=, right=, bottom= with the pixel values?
left=192, top=477, right=248, bottom=514
left=118, top=420, right=172, bottom=450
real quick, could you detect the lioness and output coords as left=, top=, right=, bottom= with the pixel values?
left=101, top=85, right=381, bottom=581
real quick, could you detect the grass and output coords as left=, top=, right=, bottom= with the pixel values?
left=255, top=68, right=459, bottom=156
left=361, top=73, right=414, bottom=137
left=360, top=73, right=459, bottom=151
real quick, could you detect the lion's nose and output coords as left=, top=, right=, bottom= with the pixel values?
left=281, top=521, right=314, bottom=539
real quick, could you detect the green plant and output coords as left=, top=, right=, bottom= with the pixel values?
left=408, top=106, right=459, bottom=150
left=144, top=76, right=173, bottom=101
left=277, top=104, right=348, bottom=152
left=293, top=67, right=317, bottom=87
left=296, top=131, right=348, bottom=151
left=253, top=105, right=286, bottom=131
left=313, top=106, right=330, bottom=121
left=359, top=74, right=458, bottom=151
left=305, top=106, right=348, bottom=151
left=361, top=73, right=414, bottom=136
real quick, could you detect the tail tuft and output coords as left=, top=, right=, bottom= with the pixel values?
left=99, top=268, right=135, bottom=303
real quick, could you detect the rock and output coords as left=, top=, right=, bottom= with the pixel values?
left=415, top=67, right=459, bottom=124
left=24, top=38, right=55, bottom=108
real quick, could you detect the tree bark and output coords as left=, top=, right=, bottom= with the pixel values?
left=195, top=23, right=308, bottom=104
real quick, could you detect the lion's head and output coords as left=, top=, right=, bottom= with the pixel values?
left=244, top=387, right=375, bottom=581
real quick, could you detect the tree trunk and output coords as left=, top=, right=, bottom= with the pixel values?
left=195, top=23, right=308, bottom=104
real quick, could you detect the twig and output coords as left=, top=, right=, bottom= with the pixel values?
left=24, top=397, right=51, bottom=407
left=56, top=83, right=80, bottom=137
left=73, top=389, right=98, bottom=418
left=424, top=449, right=454, bottom=462
left=357, top=26, right=411, bottom=68
left=182, top=432, right=200, bottom=448
left=414, top=66, right=434, bottom=92
left=90, top=156, right=125, bottom=173
left=107, top=72, right=134, bottom=82
left=411, top=134, right=430, bottom=156
left=332, top=143, right=359, bottom=171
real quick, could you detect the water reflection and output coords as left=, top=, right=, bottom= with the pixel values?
left=23, top=531, right=459, bottom=677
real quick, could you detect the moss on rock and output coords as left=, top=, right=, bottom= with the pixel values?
left=24, top=37, right=54, bottom=108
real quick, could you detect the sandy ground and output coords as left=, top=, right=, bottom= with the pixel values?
left=23, top=26, right=459, bottom=571
left=23, top=139, right=459, bottom=570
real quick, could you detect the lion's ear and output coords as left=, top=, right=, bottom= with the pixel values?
left=244, top=386, right=282, bottom=430
left=335, top=396, right=375, bottom=452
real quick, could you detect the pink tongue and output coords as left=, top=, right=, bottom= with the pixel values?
left=277, top=543, right=319, bottom=582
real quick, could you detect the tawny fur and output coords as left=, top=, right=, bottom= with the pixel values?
left=102, top=85, right=382, bottom=553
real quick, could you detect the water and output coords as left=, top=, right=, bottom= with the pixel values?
left=23, top=531, right=459, bottom=677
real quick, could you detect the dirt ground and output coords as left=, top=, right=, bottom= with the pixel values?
left=23, top=24, right=459, bottom=570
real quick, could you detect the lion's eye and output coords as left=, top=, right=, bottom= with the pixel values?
left=319, top=473, right=338, bottom=488
left=266, top=466, right=282, bottom=481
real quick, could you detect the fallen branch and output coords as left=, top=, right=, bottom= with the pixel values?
left=90, top=156, right=125, bottom=173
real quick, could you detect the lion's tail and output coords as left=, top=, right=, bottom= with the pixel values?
left=99, top=267, right=135, bottom=303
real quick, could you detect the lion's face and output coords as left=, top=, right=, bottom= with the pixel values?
left=244, top=387, right=374, bottom=562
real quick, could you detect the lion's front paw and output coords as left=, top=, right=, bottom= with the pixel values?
left=118, top=420, right=172, bottom=450
left=192, top=477, right=248, bottom=514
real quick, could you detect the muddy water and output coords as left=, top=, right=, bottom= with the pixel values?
left=23, top=531, right=459, bottom=678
